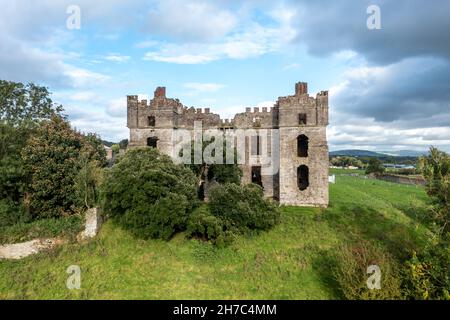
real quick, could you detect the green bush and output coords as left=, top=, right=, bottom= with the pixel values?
left=0, top=198, right=30, bottom=227
left=101, top=147, right=198, bottom=240
left=403, top=239, right=450, bottom=300
left=331, top=240, right=404, bottom=300
left=0, top=215, right=83, bottom=244
left=208, top=183, right=280, bottom=233
left=74, top=158, right=103, bottom=210
left=186, top=205, right=234, bottom=247
left=21, top=116, right=106, bottom=218
left=365, top=158, right=385, bottom=175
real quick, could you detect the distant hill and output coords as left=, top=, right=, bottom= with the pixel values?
left=378, top=150, right=428, bottom=157
left=330, top=149, right=427, bottom=158
left=329, top=149, right=387, bottom=157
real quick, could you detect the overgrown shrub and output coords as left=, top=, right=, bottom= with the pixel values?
left=332, top=240, right=404, bottom=300
left=101, top=147, right=198, bottom=240
left=186, top=205, right=234, bottom=247
left=0, top=198, right=30, bottom=227
left=0, top=215, right=83, bottom=244
left=403, top=239, right=450, bottom=300
left=74, top=157, right=103, bottom=210
left=208, top=183, right=280, bottom=233
left=21, top=116, right=106, bottom=218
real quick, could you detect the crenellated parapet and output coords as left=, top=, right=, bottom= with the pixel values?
left=127, top=82, right=328, bottom=129
left=277, top=82, right=329, bottom=127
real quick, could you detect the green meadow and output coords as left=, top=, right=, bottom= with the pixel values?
left=0, top=171, right=431, bottom=299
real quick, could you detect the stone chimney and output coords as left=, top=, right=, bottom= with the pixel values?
left=154, top=87, right=166, bottom=98
left=295, top=82, right=308, bottom=95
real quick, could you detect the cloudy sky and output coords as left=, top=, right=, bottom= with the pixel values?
left=1, top=0, right=449, bottom=151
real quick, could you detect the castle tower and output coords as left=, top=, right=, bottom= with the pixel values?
left=127, top=87, right=180, bottom=156
left=277, top=82, right=329, bottom=207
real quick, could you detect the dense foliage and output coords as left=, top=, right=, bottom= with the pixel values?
left=184, top=140, right=242, bottom=186
left=101, top=147, right=198, bottom=240
left=0, top=80, right=63, bottom=125
left=330, top=156, right=364, bottom=168
left=21, top=116, right=106, bottom=218
left=186, top=205, right=234, bottom=247
left=404, top=146, right=450, bottom=299
left=0, top=80, right=64, bottom=225
left=419, top=147, right=450, bottom=233
left=331, top=240, right=404, bottom=299
left=365, top=158, right=385, bottom=175
left=209, top=183, right=280, bottom=233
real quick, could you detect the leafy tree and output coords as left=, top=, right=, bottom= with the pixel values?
left=74, top=156, right=103, bottom=210
left=0, top=80, right=63, bottom=125
left=111, top=144, right=120, bottom=154
left=101, top=147, right=198, bottom=240
left=21, top=116, right=106, bottom=218
left=419, top=147, right=450, bottom=233
left=119, top=139, right=129, bottom=149
left=331, top=156, right=364, bottom=168
left=365, top=158, right=385, bottom=175
left=401, top=147, right=450, bottom=300
left=0, top=80, right=63, bottom=224
left=184, top=139, right=242, bottom=188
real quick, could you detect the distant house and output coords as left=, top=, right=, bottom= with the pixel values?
left=383, top=163, right=415, bottom=169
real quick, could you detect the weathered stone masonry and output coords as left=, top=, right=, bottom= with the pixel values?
left=127, top=82, right=329, bottom=207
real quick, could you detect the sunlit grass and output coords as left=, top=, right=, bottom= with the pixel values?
left=0, top=175, right=430, bottom=299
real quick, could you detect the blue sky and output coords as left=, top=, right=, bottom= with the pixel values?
left=1, top=0, right=449, bottom=151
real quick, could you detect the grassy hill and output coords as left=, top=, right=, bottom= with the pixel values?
left=0, top=170, right=432, bottom=299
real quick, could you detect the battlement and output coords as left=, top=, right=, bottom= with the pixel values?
left=220, top=119, right=235, bottom=127
left=127, top=82, right=328, bottom=130
left=243, top=105, right=277, bottom=114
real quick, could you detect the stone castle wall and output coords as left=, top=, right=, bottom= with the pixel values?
left=127, top=82, right=329, bottom=207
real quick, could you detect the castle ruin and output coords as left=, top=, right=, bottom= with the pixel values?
left=127, top=82, right=329, bottom=207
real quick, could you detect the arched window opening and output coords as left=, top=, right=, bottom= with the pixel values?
left=297, top=134, right=308, bottom=157
left=297, top=165, right=309, bottom=191
left=148, top=116, right=155, bottom=127
left=147, top=137, right=158, bottom=148
left=298, top=113, right=307, bottom=125
left=251, top=166, right=263, bottom=187
left=198, top=182, right=205, bottom=201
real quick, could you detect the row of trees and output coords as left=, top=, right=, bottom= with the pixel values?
left=0, top=80, right=106, bottom=227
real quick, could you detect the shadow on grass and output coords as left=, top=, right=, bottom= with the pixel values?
left=311, top=250, right=344, bottom=299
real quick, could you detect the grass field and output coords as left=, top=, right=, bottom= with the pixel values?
left=0, top=171, right=432, bottom=299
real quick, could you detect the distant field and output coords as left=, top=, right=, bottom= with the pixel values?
left=329, top=168, right=365, bottom=175
left=0, top=175, right=431, bottom=299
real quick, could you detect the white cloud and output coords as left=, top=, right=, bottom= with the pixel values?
left=143, top=22, right=296, bottom=64
left=105, top=53, right=130, bottom=62
left=146, top=0, right=237, bottom=41
left=62, top=65, right=110, bottom=88
left=106, top=97, right=127, bottom=118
